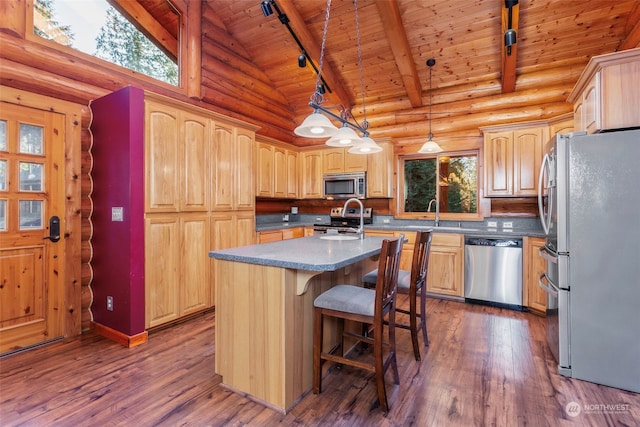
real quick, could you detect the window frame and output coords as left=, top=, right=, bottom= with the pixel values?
left=24, top=0, right=199, bottom=97
left=397, top=149, right=485, bottom=221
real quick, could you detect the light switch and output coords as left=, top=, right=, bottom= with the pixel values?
left=112, top=207, right=124, bottom=222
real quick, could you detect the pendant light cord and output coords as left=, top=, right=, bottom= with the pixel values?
left=354, top=0, right=368, bottom=131
left=312, top=0, right=332, bottom=105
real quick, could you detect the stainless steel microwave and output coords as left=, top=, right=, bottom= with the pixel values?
left=323, top=172, right=366, bottom=199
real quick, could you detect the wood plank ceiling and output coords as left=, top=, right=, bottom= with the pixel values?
left=198, top=0, right=640, bottom=147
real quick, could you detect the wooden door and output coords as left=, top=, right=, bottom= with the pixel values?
left=0, top=103, right=65, bottom=353
left=484, top=131, right=513, bottom=196
left=211, top=123, right=234, bottom=211
left=286, top=150, right=298, bottom=198
left=234, top=128, right=255, bottom=210
left=181, top=112, right=209, bottom=212
left=256, top=142, right=274, bottom=197
left=513, top=127, right=545, bottom=196
left=145, top=101, right=179, bottom=212
left=273, top=146, right=286, bottom=198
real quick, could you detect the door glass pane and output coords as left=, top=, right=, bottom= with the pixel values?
left=0, top=120, right=6, bottom=151
left=19, top=162, right=43, bottom=191
left=0, top=160, right=6, bottom=191
left=19, top=124, right=44, bottom=155
left=0, top=199, right=6, bottom=230
left=20, top=200, right=43, bottom=229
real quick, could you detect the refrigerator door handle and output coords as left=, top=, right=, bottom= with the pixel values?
left=538, top=272, right=559, bottom=297
left=538, top=153, right=552, bottom=235
left=539, top=245, right=558, bottom=264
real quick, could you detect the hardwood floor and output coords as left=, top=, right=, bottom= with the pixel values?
left=1, top=298, right=638, bottom=426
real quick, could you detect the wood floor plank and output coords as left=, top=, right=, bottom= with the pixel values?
left=1, top=300, right=639, bottom=426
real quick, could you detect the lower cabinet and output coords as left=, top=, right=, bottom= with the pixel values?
left=145, top=213, right=211, bottom=328
left=426, top=233, right=464, bottom=298
left=257, top=227, right=304, bottom=243
left=524, top=236, right=547, bottom=314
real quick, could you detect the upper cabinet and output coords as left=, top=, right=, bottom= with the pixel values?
left=256, top=139, right=298, bottom=199
left=568, top=48, right=640, bottom=134
left=366, top=140, right=394, bottom=198
left=482, top=123, right=548, bottom=198
left=323, top=147, right=367, bottom=174
left=299, top=149, right=324, bottom=199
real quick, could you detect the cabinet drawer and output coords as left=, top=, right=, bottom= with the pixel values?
left=432, top=233, right=462, bottom=247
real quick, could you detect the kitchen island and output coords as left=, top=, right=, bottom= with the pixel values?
left=208, top=235, right=388, bottom=412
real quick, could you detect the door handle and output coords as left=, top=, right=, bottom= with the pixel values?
left=43, top=215, right=61, bottom=242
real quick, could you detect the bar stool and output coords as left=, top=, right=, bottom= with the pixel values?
left=362, top=230, right=432, bottom=361
left=313, top=235, right=404, bottom=413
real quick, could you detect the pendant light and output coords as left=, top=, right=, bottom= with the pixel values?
left=294, top=0, right=381, bottom=153
left=418, top=58, right=443, bottom=154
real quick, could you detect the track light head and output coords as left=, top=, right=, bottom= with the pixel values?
left=505, top=0, right=518, bottom=8
left=298, top=53, right=307, bottom=68
left=261, top=1, right=273, bottom=17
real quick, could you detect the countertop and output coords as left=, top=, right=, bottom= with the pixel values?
left=255, top=221, right=545, bottom=238
left=209, top=235, right=389, bottom=271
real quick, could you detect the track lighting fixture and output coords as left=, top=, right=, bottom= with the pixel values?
left=261, top=0, right=273, bottom=17
left=418, top=58, right=443, bottom=154
left=294, top=0, right=381, bottom=154
left=504, top=0, right=518, bottom=56
left=298, top=52, right=307, bottom=68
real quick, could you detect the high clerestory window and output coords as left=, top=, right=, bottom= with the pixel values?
left=399, top=151, right=479, bottom=219
left=33, top=0, right=180, bottom=86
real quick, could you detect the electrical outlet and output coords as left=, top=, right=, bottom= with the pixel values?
left=383, top=219, right=390, bottom=223
left=503, top=221, right=513, bottom=228
left=112, top=207, right=124, bottom=222
left=316, top=217, right=322, bottom=221
left=106, top=296, right=114, bottom=311
left=487, top=221, right=498, bottom=228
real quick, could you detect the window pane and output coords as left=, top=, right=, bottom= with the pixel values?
left=0, top=120, right=6, bottom=151
left=33, top=0, right=179, bottom=86
left=0, top=160, right=6, bottom=191
left=404, top=158, right=437, bottom=212
left=20, top=124, right=44, bottom=155
left=20, top=200, right=43, bottom=229
left=0, top=199, right=6, bottom=230
left=439, top=155, right=478, bottom=214
left=20, top=162, right=44, bottom=191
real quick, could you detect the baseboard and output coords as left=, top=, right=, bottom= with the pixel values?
left=91, top=322, right=148, bottom=348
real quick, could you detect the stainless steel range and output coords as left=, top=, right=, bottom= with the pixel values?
left=313, top=207, right=373, bottom=235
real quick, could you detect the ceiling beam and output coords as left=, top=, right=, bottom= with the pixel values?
left=501, top=2, right=520, bottom=93
left=276, top=0, right=354, bottom=114
left=375, top=0, right=423, bottom=107
left=108, top=0, right=178, bottom=62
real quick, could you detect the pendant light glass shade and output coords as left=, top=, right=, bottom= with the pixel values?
left=325, top=124, right=363, bottom=147
left=348, top=136, right=382, bottom=154
left=418, top=134, right=443, bottom=153
left=294, top=110, right=339, bottom=138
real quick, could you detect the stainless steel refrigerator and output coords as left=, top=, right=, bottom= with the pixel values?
left=537, top=129, right=640, bottom=393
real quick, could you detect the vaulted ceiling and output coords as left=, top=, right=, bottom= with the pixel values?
left=198, top=0, right=640, bottom=147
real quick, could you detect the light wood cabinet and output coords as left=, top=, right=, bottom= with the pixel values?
left=482, top=124, right=547, bottom=197
left=323, top=147, right=367, bottom=174
left=300, top=149, right=324, bottom=199
left=257, top=227, right=305, bottom=243
left=548, top=113, right=574, bottom=138
left=256, top=140, right=298, bottom=198
left=568, top=48, right=640, bottom=134
left=366, top=140, right=394, bottom=198
left=426, top=233, right=464, bottom=298
left=212, top=124, right=255, bottom=210
left=524, top=236, right=547, bottom=315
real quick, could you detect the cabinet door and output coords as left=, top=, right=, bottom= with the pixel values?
left=180, top=214, right=211, bottom=316
left=323, top=149, right=344, bottom=174
left=181, top=112, right=209, bottom=211
left=145, top=215, right=180, bottom=328
left=235, top=128, right=255, bottom=210
left=367, top=142, right=393, bottom=198
left=426, top=233, right=463, bottom=297
left=211, top=124, right=235, bottom=211
left=286, top=150, right=298, bottom=198
left=257, top=142, right=274, bottom=197
left=484, top=131, right=513, bottom=197
left=583, top=72, right=600, bottom=134
left=395, top=231, right=415, bottom=272
left=513, top=127, right=545, bottom=196
left=344, top=150, right=367, bottom=172
left=258, top=230, right=283, bottom=243
left=282, top=227, right=304, bottom=240
left=300, top=150, right=323, bottom=198
left=146, top=101, right=179, bottom=212
left=273, top=146, right=287, bottom=198
left=525, top=237, right=547, bottom=314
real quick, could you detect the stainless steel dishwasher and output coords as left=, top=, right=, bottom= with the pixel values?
left=464, top=236, right=523, bottom=310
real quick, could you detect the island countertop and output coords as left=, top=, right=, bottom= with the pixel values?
left=208, top=235, right=389, bottom=271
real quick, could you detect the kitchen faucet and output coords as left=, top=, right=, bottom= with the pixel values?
left=428, top=197, right=440, bottom=227
left=342, top=198, right=365, bottom=239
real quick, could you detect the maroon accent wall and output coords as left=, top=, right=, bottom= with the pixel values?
left=90, top=86, right=146, bottom=336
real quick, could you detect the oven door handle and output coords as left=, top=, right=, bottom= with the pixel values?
left=538, top=272, right=559, bottom=297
